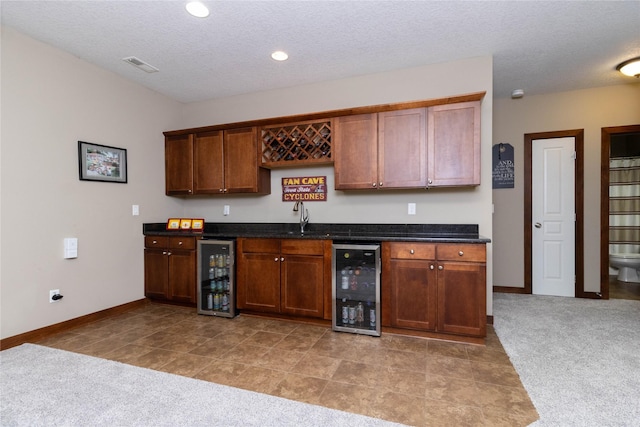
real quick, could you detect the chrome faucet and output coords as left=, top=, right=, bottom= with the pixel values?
left=293, top=201, right=309, bottom=234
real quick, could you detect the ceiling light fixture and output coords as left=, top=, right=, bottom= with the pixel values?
left=617, top=57, right=640, bottom=77
left=186, top=2, right=209, bottom=18
left=271, top=51, right=289, bottom=61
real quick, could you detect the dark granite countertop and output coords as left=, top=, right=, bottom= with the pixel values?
left=143, top=223, right=490, bottom=243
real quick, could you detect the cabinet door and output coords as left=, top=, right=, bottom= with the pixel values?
left=378, top=108, right=426, bottom=189
left=334, top=114, right=379, bottom=190
left=194, top=131, right=224, bottom=194
left=437, top=261, right=486, bottom=337
left=165, top=134, right=194, bottom=195
left=144, top=248, right=168, bottom=299
left=281, top=254, right=324, bottom=318
left=224, top=127, right=269, bottom=194
left=390, top=259, right=437, bottom=331
left=427, top=101, right=481, bottom=187
left=237, top=252, right=281, bottom=312
left=168, top=249, right=197, bottom=303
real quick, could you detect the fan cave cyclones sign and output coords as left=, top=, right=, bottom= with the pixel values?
left=282, top=176, right=327, bottom=201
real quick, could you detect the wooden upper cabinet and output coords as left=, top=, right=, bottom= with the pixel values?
left=334, top=114, right=378, bottom=190
left=165, top=127, right=270, bottom=196
left=224, top=127, right=270, bottom=194
left=378, top=108, right=427, bottom=189
left=194, top=130, right=224, bottom=194
left=334, top=109, right=427, bottom=190
left=427, top=101, right=481, bottom=187
left=165, top=134, right=194, bottom=195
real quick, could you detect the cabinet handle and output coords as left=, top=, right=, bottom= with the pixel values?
left=372, top=183, right=377, bottom=187
left=162, top=251, right=167, bottom=255
left=379, top=182, right=383, bottom=187
left=430, top=264, right=434, bottom=270
left=280, top=257, right=285, bottom=262
left=428, top=179, right=432, bottom=185
left=410, top=249, right=414, bottom=254
left=152, top=240, right=157, bottom=244
left=223, top=188, right=228, bottom=193
left=438, top=265, right=443, bottom=270
left=219, top=189, right=224, bottom=193
left=167, top=252, right=172, bottom=256
left=178, top=241, right=183, bottom=245
left=458, top=251, right=464, bottom=256
left=274, top=257, right=279, bottom=262
left=188, top=189, right=192, bottom=193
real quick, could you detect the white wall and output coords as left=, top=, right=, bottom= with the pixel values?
left=492, top=84, right=640, bottom=292
left=0, top=27, right=183, bottom=339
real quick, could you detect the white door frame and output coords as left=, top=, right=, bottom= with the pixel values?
left=524, top=130, right=587, bottom=297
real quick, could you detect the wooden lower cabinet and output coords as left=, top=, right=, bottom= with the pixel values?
left=237, top=238, right=331, bottom=319
left=144, top=235, right=197, bottom=304
left=437, top=261, right=486, bottom=336
left=382, top=242, right=486, bottom=337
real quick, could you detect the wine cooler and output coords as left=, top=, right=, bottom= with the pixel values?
left=197, top=240, right=235, bottom=317
left=332, top=243, right=381, bottom=336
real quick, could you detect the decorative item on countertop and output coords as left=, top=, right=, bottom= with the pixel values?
left=166, top=218, right=204, bottom=232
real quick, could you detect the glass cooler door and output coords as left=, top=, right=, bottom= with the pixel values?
left=197, top=240, right=235, bottom=317
left=332, top=243, right=381, bottom=336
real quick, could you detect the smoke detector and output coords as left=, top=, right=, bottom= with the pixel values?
left=511, top=89, right=525, bottom=99
left=122, top=56, right=159, bottom=73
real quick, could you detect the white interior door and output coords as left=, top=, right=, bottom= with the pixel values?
left=532, top=137, right=575, bottom=297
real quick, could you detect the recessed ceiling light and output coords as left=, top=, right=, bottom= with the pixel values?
left=186, top=2, right=209, bottom=18
left=271, top=51, right=289, bottom=61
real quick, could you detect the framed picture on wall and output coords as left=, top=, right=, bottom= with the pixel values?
left=78, top=141, right=128, bottom=183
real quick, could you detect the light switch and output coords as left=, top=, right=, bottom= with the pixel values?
left=64, top=238, right=78, bottom=259
left=132, top=205, right=139, bottom=216
left=223, top=205, right=230, bottom=216
left=408, top=203, right=416, bottom=215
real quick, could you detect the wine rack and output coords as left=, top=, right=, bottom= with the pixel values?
left=261, top=119, right=333, bottom=167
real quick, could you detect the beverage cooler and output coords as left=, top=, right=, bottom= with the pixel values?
left=197, top=240, right=235, bottom=317
left=332, top=243, right=381, bottom=336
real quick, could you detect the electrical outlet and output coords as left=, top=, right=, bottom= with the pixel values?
left=49, top=289, right=61, bottom=303
left=408, top=203, right=417, bottom=215
left=223, top=205, right=230, bottom=216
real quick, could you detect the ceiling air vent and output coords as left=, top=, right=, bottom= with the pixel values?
left=122, top=56, right=159, bottom=73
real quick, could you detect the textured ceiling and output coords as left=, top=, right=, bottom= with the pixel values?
left=2, top=1, right=639, bottom=103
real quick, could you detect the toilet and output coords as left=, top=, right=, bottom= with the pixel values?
left=609, top=253, right=640, bottom=283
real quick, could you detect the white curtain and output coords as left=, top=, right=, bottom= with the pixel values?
left=609, top=157, right=640, bottom=254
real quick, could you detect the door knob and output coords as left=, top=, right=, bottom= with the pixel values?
left=535, top=222, right=542, bottom=228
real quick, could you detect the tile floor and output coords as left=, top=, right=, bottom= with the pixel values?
left=609, top=275, right=640, bottom=301
left=37, top=303, right=538, bottom=426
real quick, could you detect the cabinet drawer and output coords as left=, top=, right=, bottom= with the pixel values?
left=281, top=239, right=325, bottom=255
left=145, top=236, right=168, bottom=248
left=241, top=238, right=280, bottom=254
left=437, top=244, right=485, bottom=262
left=168, top=236, right=196, bottom=250
left=388, top=242, right=436, bottom=260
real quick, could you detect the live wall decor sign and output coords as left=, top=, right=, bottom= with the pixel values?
left=282, top=176, right=327, bottom=201
left=492, top=143, right=514, bottom=189
left=78, top=141, right=128, bottom=183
